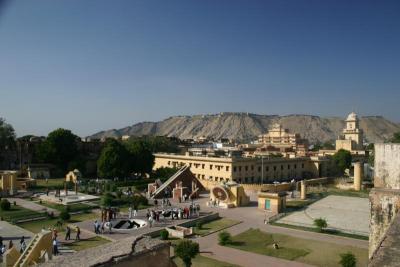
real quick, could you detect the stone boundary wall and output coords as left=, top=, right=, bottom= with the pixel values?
left=145, top=212, right=220, bottom=238
left=200, top=177, right=330, bottom=193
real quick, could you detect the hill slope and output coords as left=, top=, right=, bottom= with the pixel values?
left=89, top=113, right=400, bottom=143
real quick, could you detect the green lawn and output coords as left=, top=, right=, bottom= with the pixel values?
left=173, top=255, right=240, bottom=267
left=0, top=205, right=44, bottom=223
left=271, top=222, right=369, bottom=240
left=64, top=236, right=110, bottom=251
left=18, top=212, right=99, bottom=233
left=193, top=218, right=240, bottom=236
left=226, top=228, right=368, bottom=267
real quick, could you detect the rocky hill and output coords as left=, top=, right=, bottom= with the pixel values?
left=89, top=113, right=400, bottom=143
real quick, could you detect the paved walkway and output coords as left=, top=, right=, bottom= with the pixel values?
left=7, top=198, right=60, bottom=216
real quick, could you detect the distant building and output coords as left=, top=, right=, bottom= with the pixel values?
left=154, top=152, right=328, bottom=189
left=258, top=124, right=308, bottom=150
left=336, top=112, right=364, bottom=151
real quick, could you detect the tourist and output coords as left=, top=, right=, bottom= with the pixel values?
left=133, top=208, right=137, bottom=217
left=8, top=240, right=13, bottom=249
left=75, top=227, right=81, bottom=241
left=101, top=221, right=105, bottom=234
left=148, top=216, right=154, bottom=228
left=19, top=236, right=26, bottom=253
left=52, top=238, right=58, bottom=255
left=154, top=199, right=158, bottom=207
left=65, top=226, right=71, bottom=240
left=128, top=207, right=132, bottom=219
left=0, top=236, right=3, bottom=248
left=94, top=220, right=99, bottom=234
left=108, top=221, right=112, bottom=234
left=1, top=245, right=6, bottom=255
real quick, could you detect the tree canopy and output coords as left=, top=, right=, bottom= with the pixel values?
left=37, top=128, right=78, bottom=171
left=332, top=149, right=352, bottom=175
left=0, top=118, right=16, bottom=150
left=174, top=240, right=199, bottom=267
left=97, top=139, right=131, bottom=178
left=124, top=139, right=155, bottom=175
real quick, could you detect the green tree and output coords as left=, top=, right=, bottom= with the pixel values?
left=0, top=118, right=16, bottom=150
left=218, top=231, right=232, bottom=245
left=152, top=167, right=178, bottom=180
left=390, top=132, right=400, bottom=143
left=313, top=218, right=328, bottom=232
left=332, top=149, right=352, bottom=175
left=97, top=139, right=131, bottom=178
left=174, top=240, right=199, bottom=267
left=125, top=139, right=155, bottom=175
left=37, top=128, right=78, bottom=171
left=339, top=252, right=356, bottom=267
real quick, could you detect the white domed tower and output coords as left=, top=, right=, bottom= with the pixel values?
left=336, top=112, right=364, bottom=150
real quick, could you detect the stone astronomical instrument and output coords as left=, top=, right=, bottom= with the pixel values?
left=212, top=186, right=229, bottom=201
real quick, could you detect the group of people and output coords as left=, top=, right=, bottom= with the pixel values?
left=145, top=203, right=201, bottom=227
left=93, top=220, right=112, bottom=234
left=0, top=236, right=27, bottom=257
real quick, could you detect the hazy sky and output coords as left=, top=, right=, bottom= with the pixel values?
left=1, top=0, right=399, bottom=137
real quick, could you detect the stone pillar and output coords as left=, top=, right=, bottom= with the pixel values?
left=354, top=162, right=363, bottom=191
left=300, top=180, right=307, bottom=200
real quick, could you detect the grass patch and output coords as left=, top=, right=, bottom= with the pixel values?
left=64, top=236, right=110, bottom=251
left=227, top=228, right=368, bottom=267
left=0, top=205, right=44, bottom=223
left=227, top=229, right=309, bottom=261
left=194, top=218, right=240, bottom=236
left=18, top=212, right=99, bottom=233
left=271, top=222, right=369, bottom=240
left=173, top=255, right=240, bottom=267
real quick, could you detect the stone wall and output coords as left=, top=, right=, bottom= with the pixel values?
left=39, top=236, right=172, bottom=267
left=374, top=144, right=400, bottom=189
left=369, top=144, right=400, bottom=261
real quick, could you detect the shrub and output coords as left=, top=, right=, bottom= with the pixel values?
left=339, top=252, right=356, bottom=267
left=0, top=199, right=11, bottom=211
left=160, top=229, right=169, bottom=240
left=174, top=240, right=199, bottom=267
left=218, top=231, right=232, bottom=245
left=313, top=218, right=328, bottom=232
left=196, top=222, right=203, bottom=230
left=59, top=209, right=71, bottom=221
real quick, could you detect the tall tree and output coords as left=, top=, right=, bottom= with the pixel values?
left=97, top=139, right=131, bottom=178
left=125, top=139, right=155, bottom=175
left=0, top=118, right=16, bottom=150
left=332, top=149, right=352, bottom=175
left=37, top=128, right=78, bottom=170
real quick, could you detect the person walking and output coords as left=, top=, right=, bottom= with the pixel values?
left=52, top=238, right=58, bottom=256
left=128, top=207, right=132, bottom=219
left=19, top=236, right=26, bottom=253
left=75, top=227, right=81, bottom=241
left=65, top=226, right=71, bottom=240
left=8, top=240, right=13, bottom=249
left=108, top=221, right=112, bottom=234
left=101, top=221, right=105, bottom=234
left=94, top=220, right=98, bottom=234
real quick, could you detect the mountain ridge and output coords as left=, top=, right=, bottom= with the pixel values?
left=88, top=113, right=400, bottom=143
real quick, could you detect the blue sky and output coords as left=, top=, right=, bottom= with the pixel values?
left=0, top=0, right=399, bottom=137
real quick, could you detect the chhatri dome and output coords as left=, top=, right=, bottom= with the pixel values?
left=346, top=112, right=358, bottom=121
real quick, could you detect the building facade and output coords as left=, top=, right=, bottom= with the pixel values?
left=257, top=123, right=306, bottom=150
left=154, top=152, right=327, bottom=188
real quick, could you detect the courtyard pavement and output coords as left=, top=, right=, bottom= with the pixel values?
left=276, top=195, right=370, bottom=236
left=0, top=221, right=33, bottom=251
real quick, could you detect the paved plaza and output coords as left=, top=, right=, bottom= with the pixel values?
left=277, top=195, right=370, bottom=236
